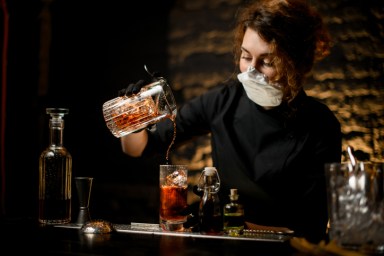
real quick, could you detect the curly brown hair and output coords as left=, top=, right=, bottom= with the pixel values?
left=233, top=0, right=331, bottom=105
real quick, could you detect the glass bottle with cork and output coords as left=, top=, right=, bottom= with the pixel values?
left=197, top=166, right=223, bottom=234
left=223, top=188, right=244, bottom=236
left=39, top=108, right=72, bottom=225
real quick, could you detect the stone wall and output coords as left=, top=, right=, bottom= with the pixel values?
left=167, top=0, right=384, bottom=169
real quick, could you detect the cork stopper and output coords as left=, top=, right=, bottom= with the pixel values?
left=229, top=188, right=239, bottom=201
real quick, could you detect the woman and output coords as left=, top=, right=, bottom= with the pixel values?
left=120, top=0, right=341, bottom=242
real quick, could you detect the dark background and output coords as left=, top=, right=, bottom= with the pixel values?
left=1, top=0, right=383, bottom=225
left=2, top=0, right=174, bottom=224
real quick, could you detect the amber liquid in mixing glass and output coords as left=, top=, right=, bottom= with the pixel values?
left=107, top=97, right=159, bottom=137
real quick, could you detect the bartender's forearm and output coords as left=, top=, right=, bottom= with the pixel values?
left=120, top=130, right=148, bottom=157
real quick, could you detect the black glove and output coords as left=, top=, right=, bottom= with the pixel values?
left=118, top=79, right=147, bottom=97
left=117, top=65, right=163, bottom=97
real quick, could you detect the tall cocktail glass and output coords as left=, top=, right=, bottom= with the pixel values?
left=159, top=165, right=188, bottom=231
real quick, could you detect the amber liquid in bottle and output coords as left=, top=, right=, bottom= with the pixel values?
left=39, top=108, right=72, bottom=225
left=198, top=167, right=223, bottom=234
left=223, top=188, right=244, bottom=236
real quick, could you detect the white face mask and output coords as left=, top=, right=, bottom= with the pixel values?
left=237, top=66, right=283, bottom=107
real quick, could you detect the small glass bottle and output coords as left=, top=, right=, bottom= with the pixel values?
left=223, top=188, right=244, bottom=236
left=39, top=108, right=72, bottom=225
left=197, top=167, right=223, bottom=234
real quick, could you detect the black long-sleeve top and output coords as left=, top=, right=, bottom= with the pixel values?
left=143, top=79, right=342, bottom=242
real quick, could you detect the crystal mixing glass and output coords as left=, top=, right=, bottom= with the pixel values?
left=159, top=165, right=188, bottom=231
left=102, top=73, right=177, bottom=138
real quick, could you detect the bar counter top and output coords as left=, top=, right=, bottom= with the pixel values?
left=1, top=218, right=298, bottom=255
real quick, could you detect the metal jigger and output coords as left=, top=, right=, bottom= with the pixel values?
left=75, top=177, right=93, bottom=225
